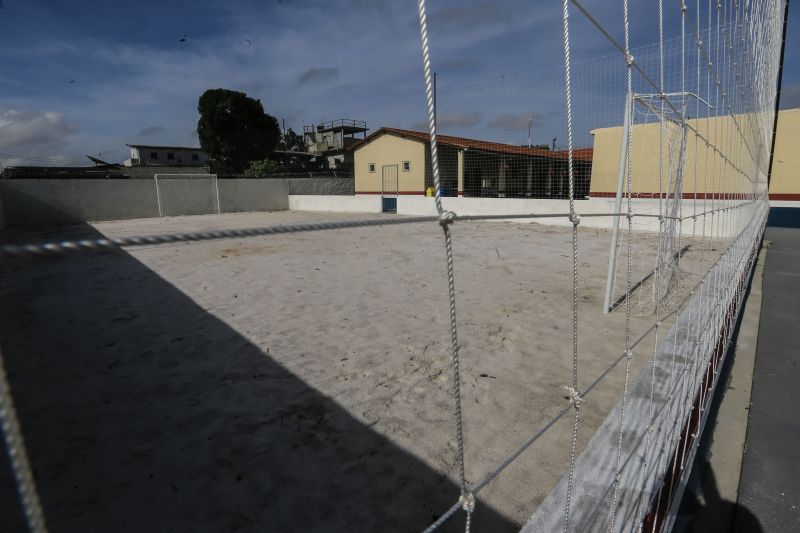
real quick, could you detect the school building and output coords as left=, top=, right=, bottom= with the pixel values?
left=351, top=127, right=593, bottom=199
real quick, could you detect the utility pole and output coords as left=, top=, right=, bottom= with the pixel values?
left=282, top=118, right=288, bottom=171
left=528, top=117, right=532, bottom=148
left=433, top=72, right=437, bottom=132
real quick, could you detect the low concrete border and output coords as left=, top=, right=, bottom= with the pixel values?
left=395, top=196, right=749, bottom=234
left=288, top=194, right=382, bottom=214
left=671, top=244, right=766, bottom=531
left=521, top=204, right=767, bottom=532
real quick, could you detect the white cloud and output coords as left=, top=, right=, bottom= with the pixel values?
left=138, top=125, right=165, bottom=137
left=487, top=112, right=543, bottom=131
left=297, top=67, right=339, bottom=86
left=0, top=108, right=75, bottom=154
left=0, top=0, right=624, bottom=162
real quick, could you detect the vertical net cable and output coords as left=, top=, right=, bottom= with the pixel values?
left=0, top=346, right=47, bottom=533
left=637, top=0, right=670, bottom=522
left=416, top=1, right=474, bottom=529
left=608, top=0, right=636, bottom=526
left=559, top=0, right=584, bottom=529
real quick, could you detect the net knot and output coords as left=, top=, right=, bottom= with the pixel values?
left=569, top=212, right=581, bottom=226
left=439, top=210, right=457, bottom=227
left=625, top=54, right=634, bottom=66
left=563, top=385, right=584, bottom=410
left=459, top=492, right=476, bottom=513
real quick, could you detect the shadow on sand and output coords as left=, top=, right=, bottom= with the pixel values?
left=0, top=219, right=516, bottom=532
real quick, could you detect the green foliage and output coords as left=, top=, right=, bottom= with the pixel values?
left=197, top=89, right=281, bottom=172
left=243, top=159, right=284, bottom=178
left=280, top=128, right=305, bottom=152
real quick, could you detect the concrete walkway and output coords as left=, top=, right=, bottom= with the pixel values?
left=735, top=223, right=800, bottom=532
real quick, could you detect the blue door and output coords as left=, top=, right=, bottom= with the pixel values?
left=382, top=197, right=397, bottom=212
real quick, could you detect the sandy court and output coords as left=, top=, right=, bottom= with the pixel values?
left=0, top=210, right=711, bottom=532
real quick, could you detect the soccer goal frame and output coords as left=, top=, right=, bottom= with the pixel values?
left=153, top=173, right=221, bottom=217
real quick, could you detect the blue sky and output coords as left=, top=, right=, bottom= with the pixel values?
left=0, top=0, right=797, bottom=166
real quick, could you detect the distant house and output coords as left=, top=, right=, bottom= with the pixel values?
left=303, top=119, right=368, bottom=169
left=351, top=127, right=593, bottom=198
left=124, top=144, right=209, bottom=167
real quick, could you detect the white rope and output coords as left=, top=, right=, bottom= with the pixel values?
left=607, top=0, right=636, bottom=526
left=559, top=0, right=583, bottom=530
left=0, top=346, right=47, bottom=533
left=638, top=0, right=670, bottom=524
left=417, top=2, right=473, bottom=531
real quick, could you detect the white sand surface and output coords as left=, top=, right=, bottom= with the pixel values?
left=0, top=211, right=713, bottom=532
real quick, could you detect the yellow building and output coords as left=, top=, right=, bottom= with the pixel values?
left=352, top=128, right=430, bottom=195
left=588, top=108, right=799, bottom=200
left=352, top=127, right=593, bottom=199
left=769, top=108, right=800, bottom=200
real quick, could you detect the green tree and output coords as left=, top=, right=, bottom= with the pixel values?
left=197, top=89, right=281, bottom=172
left=280, top=128, right=305, bottom=152
left=243, top=159, right=284, bottom=178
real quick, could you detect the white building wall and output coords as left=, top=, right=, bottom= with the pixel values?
left=126, top=146, right=209, bottom=167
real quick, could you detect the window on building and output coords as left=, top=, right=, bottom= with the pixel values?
left=191, top=153, right=199, bottom=161
left=402, top=161, right=411, bottom=172
left=150, top=152, right=158, bottom=159
left=167, top=152, right=175, bottom=160
left=368, top=163, right=376, bottom=173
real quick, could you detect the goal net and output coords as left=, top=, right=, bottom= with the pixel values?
left=154, top=174, right=220, bottom=217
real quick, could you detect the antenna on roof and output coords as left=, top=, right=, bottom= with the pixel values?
left=86, top=155, right=113, bottom=166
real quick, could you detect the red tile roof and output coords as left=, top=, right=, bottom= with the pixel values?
left=349, top=127, right=593, bottom=162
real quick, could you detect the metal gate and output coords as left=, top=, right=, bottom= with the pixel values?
left=381, top=164, right=398, bottom=212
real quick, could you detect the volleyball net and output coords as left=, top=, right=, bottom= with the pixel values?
left=0, top=0, right=787, bottom=532
left=417, top=0, right=783, bottom=531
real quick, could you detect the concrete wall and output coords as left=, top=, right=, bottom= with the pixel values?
left=0, top=178, right=288, bottom=229
left=0, top=179, right=160, bottom=229
left=354, top=133, right=426, bottom=194
left=286, top=177, right=354, bottom=196
left=288, top=194, right=382, bottom=214
left=287, top=193, right=758, bottom=235
left=217, top=179, right=289, bottom=213
left=590, top=108, right=799, bottom=200
left=397, top=195, right=661, bottom=230
left=395, top=195, right=755, bottom=235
